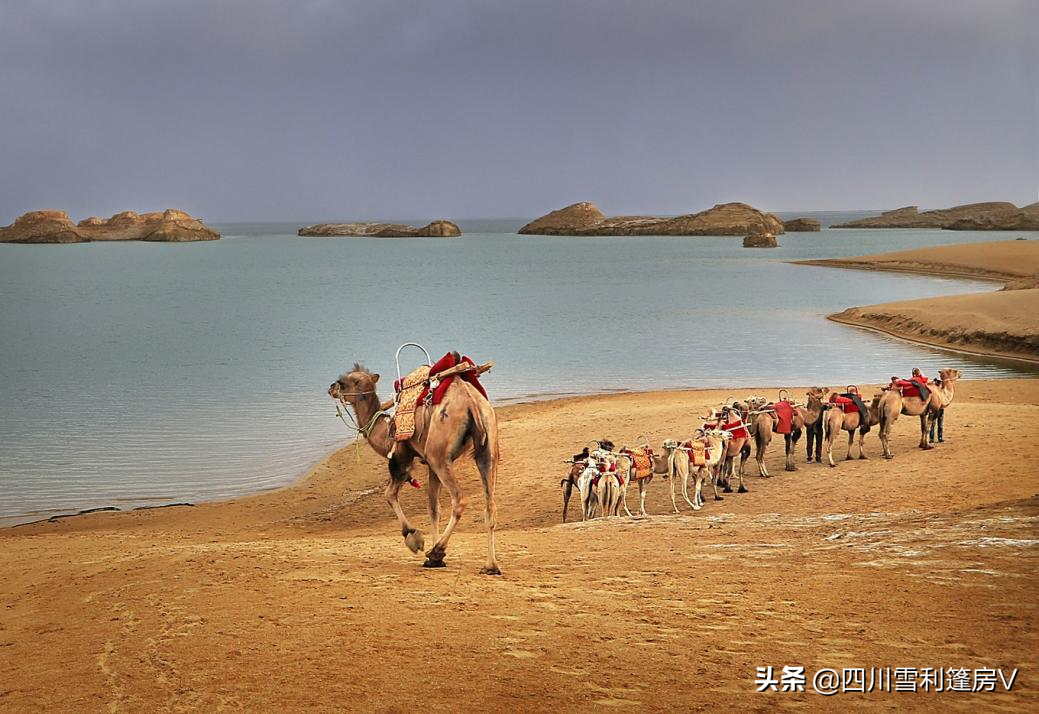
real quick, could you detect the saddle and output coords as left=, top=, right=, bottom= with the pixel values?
left=892, top=379, right=930, bottom=401
left=828, top=393, right=859, bottom=414
left=682, top=440, right=709, bottom=466
left=773, top=401, right=795, bottom=435
left=416, top=351, right=489, bottom=406
left=392, top=364, right=431, bottom=441
left=620, top=446, right=653, bottom=480
left=721, top=419, right=749, bottom=440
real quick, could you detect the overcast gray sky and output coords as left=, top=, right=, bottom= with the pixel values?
left=1, top=0, right=1036, bottom=223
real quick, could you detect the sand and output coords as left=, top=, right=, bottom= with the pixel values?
left=2, top=382, right=1037, bottom=711
left=797, top=239, right=1039, bottom=288
left=796, top=240, right=1039, bottom=362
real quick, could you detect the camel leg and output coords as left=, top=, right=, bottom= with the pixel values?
left=824, top=418, right=837, bottom=468
left=919, top=414, right=933, bottom=450
left=561, top=479, right=573, bottom=523
left=737, top=452, right=748, bottom=493
left=475, top=444, right=501, bottom=575
left=387, top=455, right=424, bottom=555
left=858, top=430, right=868, bottom=459
left=786, top=432, right=798, bottom=471
left=692, top=471, right=703, bottom=511
left=426, top=471, right=442, bottom=543
left=845, top=430, right=855, bottom=461
left=668, top=453, right=681, bottom=513
left=423, top=459, right=467, bottom=567
left=681, top=464, right=696, bottom=509
left=721, top=457, right=733, bottom=493
left=638, top=480, right=648, bottom=516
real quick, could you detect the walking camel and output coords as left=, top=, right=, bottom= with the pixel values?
left=822, top=390, right=883, bottom=467
left=876, top=368, right=960, bottom=458
left=329, top=362, right=502, bottom=574
left=746, top=387, right=829, bottom=476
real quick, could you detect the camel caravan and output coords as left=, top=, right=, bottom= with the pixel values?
left=328, top=344, right=959, bottom=572
left=560, top=369, right=960, bottom=523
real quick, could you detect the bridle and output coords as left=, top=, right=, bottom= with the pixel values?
left=333, top=382, right=390, bottom=440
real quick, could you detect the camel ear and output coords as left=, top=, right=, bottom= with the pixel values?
left=371, top=373, right=380, bottom=383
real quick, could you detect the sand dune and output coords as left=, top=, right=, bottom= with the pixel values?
left=2, top=382, right=1037, bottom=710
left=797, top=239, right=1039, bottom=362
left=797, top=238, right=1039, bottom=288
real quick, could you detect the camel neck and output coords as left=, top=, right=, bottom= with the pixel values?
left=351, top=392, right=392, bottom=457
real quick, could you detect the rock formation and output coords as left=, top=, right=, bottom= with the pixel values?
left=944, top=203, right=1039, bottom=231
left=0, top=209, right=219, bottom=243
left=518, top=202, right=784, bottom=236
left=782, top=217, right=821, bottom=232
left=298, top=220, right=461, bottom=237
left=831, top=202, right=1020, bottom=229
left=743, top=232, right=779, bottom=248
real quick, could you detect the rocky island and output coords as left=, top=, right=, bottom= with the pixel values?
left=832, top=201, right=1039, bottom=230
left=0, top=209, right=219, bottom=243
left=298, top=220, right=460, bottom=237
left=782, top=217, right=821, bottom=232
left=517, top=202, right=784, bottom=236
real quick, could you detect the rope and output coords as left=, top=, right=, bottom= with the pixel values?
left=335, top=401, right=391, bottom=462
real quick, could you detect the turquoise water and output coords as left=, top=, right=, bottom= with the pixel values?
left=1, top=215, right=1036, bottom=525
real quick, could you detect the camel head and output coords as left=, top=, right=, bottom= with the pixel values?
left=938, top=368, right=961, bottom=385
left=329, top=362, right=381, bottom=405
left=806, top=386, right=829, bottom=403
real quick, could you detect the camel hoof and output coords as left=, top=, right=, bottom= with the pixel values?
left=883, top=454, right=894, bottom=460
left=714, top=495, right=724, bottom=501
left=859, top=454, right=868, bottom=460
left=828, top=463, right=837, bottom=468
left=786, top=465, right=797, bottom=472
left=738, top=486, right=748, bottom=494
left=921, top=444, right=933, bottom=451
left=480, top=566, right=502, bottom=576
left=723, top=487, right=732, bottom=494
left=404, top=531, right=425, bottom=554
left=422, top=558, right=446, bottom=568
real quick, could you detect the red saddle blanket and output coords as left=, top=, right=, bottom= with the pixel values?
left=722, top=420, right=749, bottom=439
left=773, top=401, right=794, bottom=435
left=829, top=394, right=859, bottom=414
left=414, top=352, right=489, bottom=406
left=894, top=379, right=928, bottom=400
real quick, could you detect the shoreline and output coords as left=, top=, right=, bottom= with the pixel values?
left=2, top=376, right=1031, bottom=533
left=826, top=311, right=1039, bottom=366
left=794, top=240, right=1039, bottom=363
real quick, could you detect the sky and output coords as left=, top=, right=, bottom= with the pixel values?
left=1, top=0, right=1037, bottom=223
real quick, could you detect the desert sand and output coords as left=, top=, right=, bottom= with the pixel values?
left=798, top=240, right=1039, bottom=362
left=2, top=382, right=1037, bottom=711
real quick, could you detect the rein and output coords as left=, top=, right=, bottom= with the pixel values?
left=334, top=391, right=391, bottom=462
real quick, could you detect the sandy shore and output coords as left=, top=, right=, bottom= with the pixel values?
left=2, top=382, right=1037, bottom=711
left=796, top=240, right=1039, bottom=362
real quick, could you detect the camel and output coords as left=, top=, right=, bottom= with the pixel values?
left=712, top=404, right=751, bottom=493
left=746, top=388, right=829, bottom=476
left=576, top=460, right=601, bottom=521
left=665, top=430, right=730, bottom=511
left=689, top=430, right=731, bottom=510
left=617, top=444, right=667, bottom=516
left=875, top=368, right=961, bottom=458
left=329, top=362, right=502, bottom=574
left=560, top=459, right=585, bottom=523
left=821, top=390, right=882, bottom=467
left=594, top=450, right=624, bottom=519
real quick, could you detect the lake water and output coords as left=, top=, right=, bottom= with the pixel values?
left=1, top=213, right=1036, bottom=525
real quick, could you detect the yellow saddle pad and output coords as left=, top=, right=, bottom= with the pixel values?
left=393, top=365, right=430, bottom=442
left=631, top=448, right=652, bottom=480
left=685, top=440, right=707, bottom=467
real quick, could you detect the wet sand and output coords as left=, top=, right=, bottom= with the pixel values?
left=796, top=239, right=1039, bottom=362
left=2, top=381, right=1037, bottom=711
